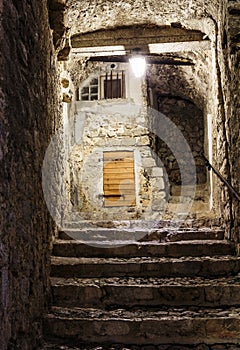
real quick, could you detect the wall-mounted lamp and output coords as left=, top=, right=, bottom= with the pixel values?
left=129, top=48, right=146, bottom=78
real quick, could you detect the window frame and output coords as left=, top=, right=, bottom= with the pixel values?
left=80, top=77, right=99, bottom=101
left=79, top=68, right=126, bottom=101
left=100, top=71, right=125, bottom=100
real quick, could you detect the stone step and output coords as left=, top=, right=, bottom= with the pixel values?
left=58, top=228, right=224, bottom=242
left=61, top=218, right=222, bottom=230
left=43, top=306, right=240, bottom=346
left=52, top=240, right=235, bottom=258
left=51, top=276, right=240, bottom=308
left=51, top=255, right=240, bottom=278
left=42, top=342, right=240, bottom=350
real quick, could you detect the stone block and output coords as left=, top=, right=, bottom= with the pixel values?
left=151, top=167, right=163, bottom=177
left=142, top=157, right=156, bottom=167
left=151, top=178, right=165, bottom=191
left=136, top=135, right=150, bottom=145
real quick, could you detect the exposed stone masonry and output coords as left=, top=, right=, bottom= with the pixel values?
left=156, top=95, right=206, bottom=186
left=68, top=107, right=166, bottom=221
left=0, top=0, right=61, bottom=348
left=66, top=0, right=222, bottom=36
left=1, top=0, right=240, bottom=348
left=62, top=61, right=168, bottom=222
left=219, top=0, right=240, bottom=242
left=43, top=225, right=240, bottom=347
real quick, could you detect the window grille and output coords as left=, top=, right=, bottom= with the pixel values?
left=102, top=71, right=125, bottom=99
left=79, top=69, right=126, bottom=101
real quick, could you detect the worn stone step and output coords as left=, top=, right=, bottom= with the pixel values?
left=51, top=256, right=240, bottom=278
left=58, top=228, right=224, bottom=242
left=51, top=276, right=240, bottom=308
left=61, top=218, right=222, bottom=230
left=43, top=306, right=240, bottom=345
left=41, top=342, right=240, bottom=350
left=52, top=240, right=234, bottom=258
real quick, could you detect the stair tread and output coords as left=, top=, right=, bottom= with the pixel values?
left=45, top=223, right=240, bottom=345
left=50, top=275, right=240, bottom=287
left=52, top=239, right=234, bottom=258
left=59, top=227, right=225, bottom=242
left=45, top=221, right=240, bottom=346
left=54, top=239, right=231, bottom=245
left=42, top=343, right=240, bottom=350
left=45, top=305, right=240, bottom=320
left=51, top=255, right=239, bottom=264
left=60, top=226, right=223, bottom=230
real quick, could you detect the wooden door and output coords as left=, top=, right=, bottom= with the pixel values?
left=103, top=151, right=136, bottom=207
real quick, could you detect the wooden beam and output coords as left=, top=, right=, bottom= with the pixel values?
left=89, top=55, right=194, bottom=66
left=71, top=25, right=206, bottom=49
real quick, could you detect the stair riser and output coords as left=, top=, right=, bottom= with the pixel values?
left=52, top=242, right=234, bottom=258
left=51, top=284, right=240, bottom=308
left=43, top=317, right=240, bottom=345
left=51, top=260, right=240, bottom=278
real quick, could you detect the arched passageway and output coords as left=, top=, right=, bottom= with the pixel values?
left=1, top=0, right=240, bottom=348
left=59, top=23, right=219, bottom=223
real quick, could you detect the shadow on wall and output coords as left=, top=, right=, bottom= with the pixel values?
left=153, top=95, right=206, bottom=188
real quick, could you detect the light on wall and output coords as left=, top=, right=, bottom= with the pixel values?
left=129, top=49, right=146, bottom=78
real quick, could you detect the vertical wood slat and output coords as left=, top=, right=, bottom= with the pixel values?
left=103, top=151, right=136, bottom=207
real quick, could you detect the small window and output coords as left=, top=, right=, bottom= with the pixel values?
left=103, top=151, right=136, bottom=207
left=101, top=71, right=125, bottom=99
left=80, top=78, right=98, bottom=101
left=104, top=78, right=122, bottom=99
left=79, top=70, right=126, bottom=101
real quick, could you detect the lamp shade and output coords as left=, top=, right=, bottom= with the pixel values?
left=129, top=56, right=146, bottom=78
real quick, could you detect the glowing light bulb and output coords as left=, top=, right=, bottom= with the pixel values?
left=129, top=56, right=146, bottom=78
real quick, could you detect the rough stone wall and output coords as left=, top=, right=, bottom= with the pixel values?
left=53, top=0, right=240, bottom=236
left=227, top=2, right=240, bottom=243
left=66, top=78, right=166, bottom=222
left=67, top=0, right=222, bottom=35
left=147, top=59, right=213, bottom=216
left=157, top=95, right=206, bottom=186
left=146, top=54, right=212, bottom=113
left=69, top=111, right=166, bottom=221
left=0, top=0, right=60, bottom=348
left=217, top=0, right=240, bottom=241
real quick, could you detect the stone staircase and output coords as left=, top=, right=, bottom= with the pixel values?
left=42, top=223, right=240, bottom=350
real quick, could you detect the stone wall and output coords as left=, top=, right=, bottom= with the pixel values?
left=68, top=109, right=166, bottom=221
left=217, top=0, right=240, bottom=241
left=146, top=59, right=214, bottom=217
left=64, top=64, right=167, bottom=222
left=60, top=0, right=240, bottom=230
left=67, top=0, right=222, bottom=36
left=0, top=0, right=60, bottom=348
left=157, top=95, right=206, bottom=186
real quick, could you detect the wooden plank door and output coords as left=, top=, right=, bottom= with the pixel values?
left=103, top=151, right=136, bottom=207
